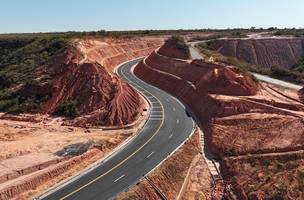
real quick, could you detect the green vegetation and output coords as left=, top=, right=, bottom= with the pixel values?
left=225, top=149, right=240, bottom=157
left=273, top=28, right=304, bottom=37
left=196, top=41, right=258, bottom=73
left=196, top=41, right=304, bottom=84
left=271, top=65, right=304, bottom=84
left=0, top=28, right=302, bottom=114
left=169, top=35, right=190, bottom=55
left=54, top=100, right=79, bottom=118
left=0, top=35, right=69, bottom=113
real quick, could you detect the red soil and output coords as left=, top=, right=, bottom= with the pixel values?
left=76, top=37, right=164, bottom=72
left=158, top=37, right=190, bottom=59
left=135, top=40, right=304, bottom=156
left=134, top=38, right=304, bottom=199
left=39, top=37, right=163, bottom=127
left=222, top=151, right=304, bottom=200
left=0, top=148, right=102, bottom=200
left=212, top=38, right=304, bottom=69
left=135, top=49, right=258, bottom=125
left=40, top=48, right=140, bottom=127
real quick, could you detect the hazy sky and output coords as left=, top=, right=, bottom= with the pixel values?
left=0, top=0, right=303, bottom=33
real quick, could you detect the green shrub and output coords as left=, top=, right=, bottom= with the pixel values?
left=0, top=36, right=69, bottom=114
left=225, top=149, right=239, bottom=157
left=169, top=35, right=190, bottom=55
left=54, top=100, right=79, bottom=118
left=271, top=65, right=304, bottom=84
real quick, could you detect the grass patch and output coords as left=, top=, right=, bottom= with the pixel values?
left=54, top=100, right=79, bottom=118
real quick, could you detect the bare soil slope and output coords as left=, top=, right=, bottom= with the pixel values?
left=31, top=37, right=163, bottom=127
left=212, top=38, right=304, bottom=69
left=134, top=37, right=304, bottom=199
left=0, top=36, right=162, bottom=199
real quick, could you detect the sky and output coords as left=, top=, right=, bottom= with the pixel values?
left=0, top=0, right=303, bottom=33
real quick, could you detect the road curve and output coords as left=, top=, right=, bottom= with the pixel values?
left=40, top=59, right=194, bottom=200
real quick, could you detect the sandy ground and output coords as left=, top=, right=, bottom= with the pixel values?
left=0, top=102, right=148, bottom=199
left=181, top=157, right=213, bottom=200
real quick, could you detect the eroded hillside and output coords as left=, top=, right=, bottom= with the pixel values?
left=211, top=37, right=304, bottom=84
left=131, top=36, right=304, bottom=199
left=212, top=38, right=304, bottom=69
left=0, top=36, right=164, bottom=127
left=0, top=36, right=163, bottom=200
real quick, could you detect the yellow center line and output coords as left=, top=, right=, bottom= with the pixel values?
left=59, top=65, right=165, bottom=200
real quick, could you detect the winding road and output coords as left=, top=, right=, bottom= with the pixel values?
left=40, top=58, right=194, bottom=200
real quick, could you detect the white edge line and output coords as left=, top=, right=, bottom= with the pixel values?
left=110, top=62, right=196, bottom=200
left=36, top=57, right=151, bottom=200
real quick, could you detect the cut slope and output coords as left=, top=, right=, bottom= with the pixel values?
left=158, top=36, right=190, bottom=60
left=134, top=38, right=304, bottom=199
left=137, top=50, right=304, bottom=156
left=212, top=38, right=304, bottom=69
left=0, top=37, right=163, bottom=127
left=42, top=48, right=141, bottom=126
left=76, top=37, right=164, bottom=72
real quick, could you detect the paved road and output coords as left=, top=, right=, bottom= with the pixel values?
left=252, top=73, right=302, bottom=90
left=188, top=41, right=204, bottom=60
left=40, top=59, right=194, bottom=200
left=188, top=41, right=303, bottom=90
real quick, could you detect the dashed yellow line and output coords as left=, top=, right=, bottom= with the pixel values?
left=59, top=66, right=164, bottom=200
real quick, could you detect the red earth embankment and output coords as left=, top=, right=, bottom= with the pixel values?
left=135, top=39, right=304, bottom=157
left=0, top=36, right=163, bottom=200
left=157, top=36, right=191, bottom=60
left=76, top=37, right=164, bottom=72
left=212, top=38, right=304, bottom=69
left=134, top=37, right=304, bottom=199
left=40, top=37, right=164, bottom=127
left=134, top=47, right=259, bottom=156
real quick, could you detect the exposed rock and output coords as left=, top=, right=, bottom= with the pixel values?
left=158, top=36, right=190, bottom=59
left=39, top=48, right=141, bottom=127
left=212, top=38, right=304, bottom=69
left=37, top=36, right=164, bottom=127
left=135, top=47, right=259, bottom=127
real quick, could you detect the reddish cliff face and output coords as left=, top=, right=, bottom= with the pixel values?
left=135, top=43, right=258, bottom=123
left=41, top=48, right=141, bottom=127
left=134, top=38, right=304, bottom=199
left=141, top=50, right=258, bottom=97
left=212, top=38, right=304, bottom=69
left=158, top=36, right=190, bottom=60
left=76, top=38, right=164, bottom=72
left=39, top=37, right=164, bottom=127
left=134, top=40, right=304, bottom=156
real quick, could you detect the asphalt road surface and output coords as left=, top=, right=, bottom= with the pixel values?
left=40, top=58, right=194, bottom=200
left=188, top=41, right=303, bottom=90
left=252, top=73, right=302, bottom=90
